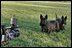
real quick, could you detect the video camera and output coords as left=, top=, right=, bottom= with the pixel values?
left=1, top=17, right=22, bottom=45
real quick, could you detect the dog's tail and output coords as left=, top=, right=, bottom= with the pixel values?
left=55, top=13, right=57, bottom=20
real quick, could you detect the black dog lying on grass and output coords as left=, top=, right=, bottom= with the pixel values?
left=40, top=14, right=60, bottom=33
left=56, top=14, right=67, bottom=30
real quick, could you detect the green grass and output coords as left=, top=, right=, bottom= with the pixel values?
left=1, top=1, right=71, bottom=47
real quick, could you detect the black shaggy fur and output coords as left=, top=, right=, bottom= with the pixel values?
left=40, top=14, right=60, bottom=33
left=56, top=14, right=67, bottom=30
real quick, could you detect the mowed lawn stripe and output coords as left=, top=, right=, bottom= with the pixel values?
left=1, top=2, right=69, bottom=9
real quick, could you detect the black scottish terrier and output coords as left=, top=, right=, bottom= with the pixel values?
left=56, top=14, right=67, bottom=30
left=40, top=14, right=48, bottom=32
left=40, top=14, right=60, bottom=33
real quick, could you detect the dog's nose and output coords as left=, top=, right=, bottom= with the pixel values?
left=63, top=24, right=65, bottom=26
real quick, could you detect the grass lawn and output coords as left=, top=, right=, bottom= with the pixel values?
left=1, top=1, right=71, bottom=47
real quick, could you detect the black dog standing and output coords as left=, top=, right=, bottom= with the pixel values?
left=56, top=14, right=67, bottom=30
left=40, top=14, right=60, bottom=34
left=40, top=14, right=48, bottom=32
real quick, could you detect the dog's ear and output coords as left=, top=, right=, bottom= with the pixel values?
left=40, top=14, right=43, bottom=19
left=65, top=16, right=67, bottom=20
left=45, top=14, right=48, bottom=19
left=61, top=16, right=64, bottom=19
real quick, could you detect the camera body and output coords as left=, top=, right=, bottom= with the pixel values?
left=1, top=17, right=21, bottom=45
left=6, top=25, right=21, bottom=40
left=10, top=30, right=20, bottom=37
left=10, top=17, right=20, bottom=37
